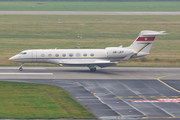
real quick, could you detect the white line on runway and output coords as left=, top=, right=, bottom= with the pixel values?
left=3, top=80, right=28, bottom=82
left=0, top=67, right=46, bottom=70
left=0, top=73, right=53, bottom=75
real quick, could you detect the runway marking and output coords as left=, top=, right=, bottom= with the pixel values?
left=77, top=81, right=122, bottom=117
left=118, top=81, right=175, bottom=117
left=114, top=81, right=145, bottom=116
left=157, top=76, right=180, bottom=94
left=0, top=73, right=53, bottom=75
left=93, top=80, right=123, bottom=117
left=4, top=80, right=28, bottom=82
left=132, top=98, right=180, bottom=103
left=115, top=96, right=180, bottom=98
left=143, top=117, right=180, bottom=119
left=99, top=116, right=121, bottom=119
left=0, top=68, right=46, bottom=70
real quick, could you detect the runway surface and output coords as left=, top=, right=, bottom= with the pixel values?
left=0, top=67, right=179, bottom=80
left=0, top=67, right=180, bottom=120
left=0, top=11, right=180, bottom=15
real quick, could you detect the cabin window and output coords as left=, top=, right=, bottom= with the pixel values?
left=69, top=53, right=73, bottom=57
left=76, top=53, right=80, bottom=57
left=83, top=53, right=87, bottom=57
left=55, top=54, right=59, bottom=57
left=48, top=54, right=52, bottom=57
left=90, top=53, right=94, bottom=57
left=41, top=54, right=45, bottom=57
left=62, top=53, right=66, bottom=57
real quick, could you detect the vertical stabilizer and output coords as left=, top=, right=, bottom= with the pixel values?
left=127, top=30, right=167, bottom=55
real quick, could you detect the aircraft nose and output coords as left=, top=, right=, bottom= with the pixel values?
left=9, top=56, right=17, bottom=61
left=9, top=56, right=14, bottom=61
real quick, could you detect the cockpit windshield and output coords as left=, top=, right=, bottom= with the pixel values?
left=19, top=52, right=27, bottom=55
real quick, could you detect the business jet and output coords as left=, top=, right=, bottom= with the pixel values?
left=9, top=30, right=167, bottom=72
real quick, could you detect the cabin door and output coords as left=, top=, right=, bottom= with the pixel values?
left=32, top=51, right=37, bottom=62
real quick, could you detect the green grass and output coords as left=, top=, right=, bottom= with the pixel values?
left=0, top=15, right=180, bottom=67
left=0, top=1, right=180, bottom=11
left=0, top=81, right=96, bottom=119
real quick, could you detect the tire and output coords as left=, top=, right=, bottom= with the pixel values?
left=90, top=68, right=96, bottom=72
left=19, top=68, right=23, bottom=71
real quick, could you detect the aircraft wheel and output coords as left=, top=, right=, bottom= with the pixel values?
left=19, top=68, right=23, bottom=71
left=90, top=68, right=96, bottom=72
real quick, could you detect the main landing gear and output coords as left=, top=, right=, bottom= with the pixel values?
left=88, top=65, right=96, bottom=72
left=19, top=63, right=24, bottom=71
left=90, top=68, right=96, bottom=72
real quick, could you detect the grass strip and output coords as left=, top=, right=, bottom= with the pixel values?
left=0, top=81, right=96, bottom=119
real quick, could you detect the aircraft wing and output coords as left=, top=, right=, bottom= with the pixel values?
left=60, top=60, right=117, bottom=68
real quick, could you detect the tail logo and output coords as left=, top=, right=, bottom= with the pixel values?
left=136, top=37, right=155, bottom=41
left=136, top=42, right=152, bottom=54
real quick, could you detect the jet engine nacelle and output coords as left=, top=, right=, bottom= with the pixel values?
left=105, top=47, right=134, bottom=58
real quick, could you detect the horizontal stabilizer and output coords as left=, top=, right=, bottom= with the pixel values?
left=139, top=30, right=168, bottom=37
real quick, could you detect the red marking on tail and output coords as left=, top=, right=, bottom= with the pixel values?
left=136, top=37, right=155, bottom=41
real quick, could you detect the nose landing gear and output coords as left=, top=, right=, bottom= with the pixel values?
left=19, top=63, right=24, bottom=71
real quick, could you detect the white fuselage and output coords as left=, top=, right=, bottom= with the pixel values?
left=9, top=48, right=135, bottom=65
